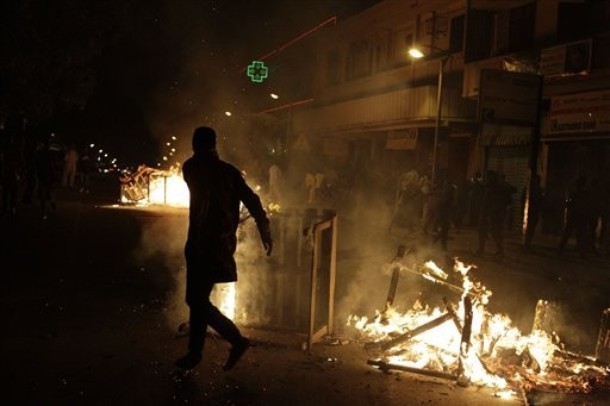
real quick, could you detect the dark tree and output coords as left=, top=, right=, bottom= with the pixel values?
left=0, top=1, right=116, bottom=121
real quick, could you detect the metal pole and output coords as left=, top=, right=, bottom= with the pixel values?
left=432, top=58, right=445, bottom=186
left=523, top=75, right=544, bottom=242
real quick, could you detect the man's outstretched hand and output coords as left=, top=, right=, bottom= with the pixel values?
left=259, top=222, right=273, bottom=256
left=263, top=237, right=273, bottom=256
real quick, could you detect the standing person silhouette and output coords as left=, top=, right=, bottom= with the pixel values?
left=34, top=134, right=56, bottom=220
left=62, top=143, right=79, bottom=188
left=175, top=126, right=272, bottom=371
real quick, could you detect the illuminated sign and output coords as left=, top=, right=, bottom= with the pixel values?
left=246, top=61, right=269, bottom=83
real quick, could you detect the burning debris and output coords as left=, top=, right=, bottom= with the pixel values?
left=348, top=255, right=610, bottom=400
left=120, top=164, right=189, bottom=207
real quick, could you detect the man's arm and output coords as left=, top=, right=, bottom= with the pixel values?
left=234, top=170, right=272, bottom=256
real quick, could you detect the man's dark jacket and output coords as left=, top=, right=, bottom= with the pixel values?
left=183, top=151, right=269, bottom=288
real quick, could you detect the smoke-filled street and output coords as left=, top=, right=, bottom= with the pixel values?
left=2, top=189, right=610, bottom=405
left=3, top=1, right=610, bottom=405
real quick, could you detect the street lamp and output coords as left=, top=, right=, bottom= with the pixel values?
left=409, top=46, right=449, bottom=186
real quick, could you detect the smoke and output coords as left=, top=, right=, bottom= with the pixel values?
left=132, top=212, right=189, bottom=329
left=131, top=207, right=275, bottom=332
left=334, top=210, right=457, bottom=330
left=233, top=221, right=273, bottom=326
left=140, top=1, right=381, bottom=169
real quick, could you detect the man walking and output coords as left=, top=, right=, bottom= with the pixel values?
left=176, top=126, right=272, bottom=371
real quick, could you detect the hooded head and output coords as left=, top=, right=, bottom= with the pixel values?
left=192, top=126, right=217, bottom=154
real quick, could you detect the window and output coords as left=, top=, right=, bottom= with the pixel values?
left=389, top=28, right=414, bottom=66
left=404, top=33, right=414, bottom=50
left=508, top=2, right=535, bottom=51
left=346, top=40, right=371, bottom=80
left=375, top=30, right=391, bottom=69
left=326, top=51, right=340, bottom=85
left=464, top=8, right=493, bottom=62
left=558, top=1, right=592, bottom=42
left=449, top=15, right=465, bottom=52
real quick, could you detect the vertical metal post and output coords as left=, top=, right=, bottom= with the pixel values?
left=327, top=216, right=338, bottom=334
left=432, top=57, right=447, bottom=186
left=297, top=213, right=303, bottom=268
left=279, top=214, right=286, bottom=266
left=308, top=227, right=320, bottom=352
left=523, top=75, right=544, bottom=241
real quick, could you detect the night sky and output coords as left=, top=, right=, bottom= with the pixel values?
left=1, top=0, right=379, bottom=165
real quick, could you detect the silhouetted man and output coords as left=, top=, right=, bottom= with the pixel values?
left=558, top=175, right=588, bottom=257
left=176, top=126, right=272, bottom=371
left=475, top=170, right=510, bottom=259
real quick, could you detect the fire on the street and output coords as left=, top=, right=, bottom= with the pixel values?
left=120, top=165, right=190, bottom=207
left=348, top=258, right=610, bottom=399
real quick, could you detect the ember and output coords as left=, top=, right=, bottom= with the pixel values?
left=348, top=257, right=610, bottom=399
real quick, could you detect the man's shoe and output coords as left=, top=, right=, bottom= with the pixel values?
left=223, top=338, right=250, bottom=371
left=175, top=351, right=202, bottom=370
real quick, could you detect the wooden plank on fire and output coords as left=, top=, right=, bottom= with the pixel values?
left=365, top=312, right=454, bottom=351
left=367, top=359, right=457, bottom=381
left=385, top=245, right=408, bottom=309
left=443, top=298, right=462, bottom=332
left=457, top=296, right=473, bottom=387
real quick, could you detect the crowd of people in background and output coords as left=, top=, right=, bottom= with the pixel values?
left=3, top=112, right=609, bottom=258
left=267, top=160, right=610, bottom=259
left=0, top=115, right=98, bottom=219
left=558, top=175, right=610, bottom=258
left=387, top=168, right=518, bottom=257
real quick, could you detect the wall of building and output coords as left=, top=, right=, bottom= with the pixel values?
left=289, top=0, right=475, bottom=189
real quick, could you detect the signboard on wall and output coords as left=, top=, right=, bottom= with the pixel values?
left=386, top=129, right=418, bottom=150
left=547, top=89, right=610, bottom=135
left=479, top=69, right=541, bottom=125
left=540, top=39, right=592, bottom=77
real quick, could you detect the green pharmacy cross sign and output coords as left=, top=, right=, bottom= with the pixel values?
left=247, top=60, right=269, bottom=83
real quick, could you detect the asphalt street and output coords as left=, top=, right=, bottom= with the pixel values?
left=2, top=187, right=610, bottom=405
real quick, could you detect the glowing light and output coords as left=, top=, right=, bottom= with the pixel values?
left=408, top=48, right=425, bottom=58
left=166, top=142, right=171, bottom=146
left=89, top=143, right=95, bottom=148
left=122, top=168, right=190, bottom=207
left=270, top=93, right=279, bottom=99
left=147, top=173, right=189, bottom=207
left=225, top=111, right=232, bottom=117
left=171, top=136, right=177, bottom=140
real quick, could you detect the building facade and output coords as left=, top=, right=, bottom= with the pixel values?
left=285, top=0, right=610, bottom=233
left=288, top=0, right=476, bottom=202
left=465, top=0, right=610, bottom=232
